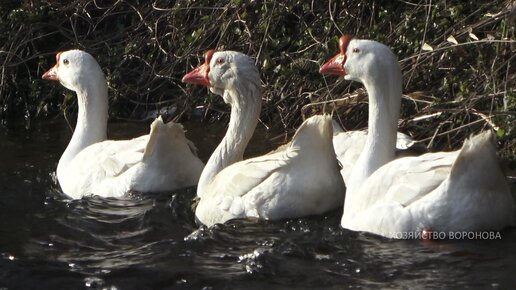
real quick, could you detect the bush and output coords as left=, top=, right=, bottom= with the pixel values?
left=0, top=0, right=514, bottom=161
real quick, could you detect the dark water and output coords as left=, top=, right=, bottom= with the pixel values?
left=1, top=119, right=516, bottom=289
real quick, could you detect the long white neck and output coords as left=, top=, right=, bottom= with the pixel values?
left=343, top=67, right=402, bottom=220
left=57, top=77, right=108, bottom=179
left=196, top=85, right=262, bottom=197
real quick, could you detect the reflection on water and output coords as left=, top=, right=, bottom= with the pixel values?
left=0, top=118, right=515, bottom=289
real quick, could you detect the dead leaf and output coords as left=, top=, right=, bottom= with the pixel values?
left=406, top=91, right=432, bottom=100
left=422, top=43, right=433, bottom=51
left=447, top=35, right=458, bottom=45
left=469, top=32, right=479, bottom=41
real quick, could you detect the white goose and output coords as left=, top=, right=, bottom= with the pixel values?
left=321, top=35, right=514, bottom=238
left=42, top=50, right=204, bottom=199
left=182, top=50, right=345, bottom=226
left=331, top=122, right=424, bottom=183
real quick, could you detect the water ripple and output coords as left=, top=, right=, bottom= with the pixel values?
left=1, top=120, right=516, bottom=289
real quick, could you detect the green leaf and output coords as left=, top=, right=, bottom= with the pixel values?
left=497, top=128, right=505, bottom=138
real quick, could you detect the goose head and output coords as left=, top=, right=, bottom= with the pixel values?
left=320, top=35, right=401, bottom=85
left=182, top=50, right=261, bottom=105
left=42, top=50, right=105, bottom=93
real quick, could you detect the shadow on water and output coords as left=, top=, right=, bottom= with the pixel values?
left=0, top=118, right=516, bottom=289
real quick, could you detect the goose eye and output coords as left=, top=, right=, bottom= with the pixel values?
left=63, top=59, right=69, bottom=65
left=352, top=48, right=360, bottom=53
left=216, top=58, right=224, bottom=65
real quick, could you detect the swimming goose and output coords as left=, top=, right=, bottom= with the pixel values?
left=320, top=35, right=513, bottom=238
left=332, top=122, right=425, bottom=183
left=42, top=50, right=204, bottom=199
left=182, top=50, right=345, bottom=226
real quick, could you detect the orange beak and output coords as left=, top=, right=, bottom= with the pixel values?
left=182, top=63, right=210, bottom=86
left=319, top=35, right=353, bottom=76
left=42, top=65, right=58, bottom=81
left=42, top=52, right=62, bottom=81
left=319, top=53, right=346, bottom=76
left=182, top=49, right=216, bottom=87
